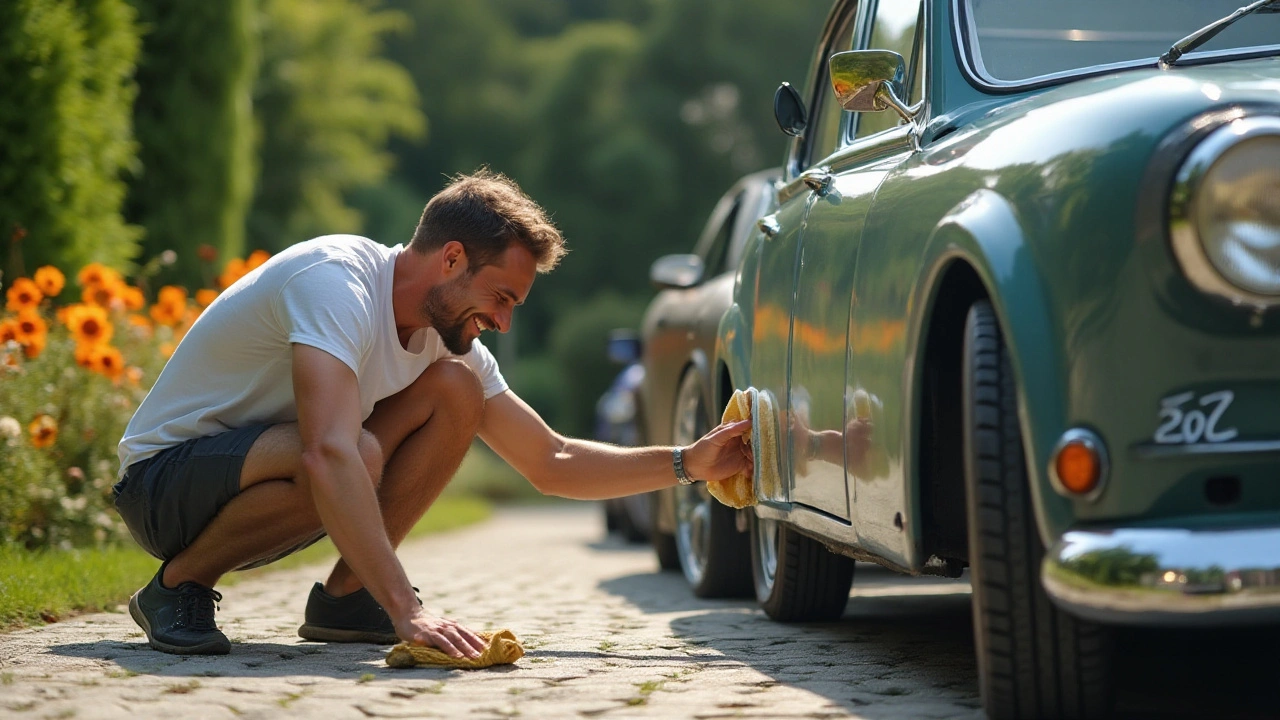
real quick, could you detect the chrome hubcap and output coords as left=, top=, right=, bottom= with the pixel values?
left=754, top=515, right=779, bottom=596
left=673, top=371, right=712, bottom=588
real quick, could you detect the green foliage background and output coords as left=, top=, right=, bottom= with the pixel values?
left=0, top=0, right=141, bottom=277
left=126, top=0, right=257, bottom=288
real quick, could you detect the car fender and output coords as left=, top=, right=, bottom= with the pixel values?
left=715, top=303, right=751, bottom=398
left=915, top=188, right=1075, bottom=546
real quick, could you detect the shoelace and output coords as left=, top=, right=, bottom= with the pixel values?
left=174, top=583, right=222, bottom=631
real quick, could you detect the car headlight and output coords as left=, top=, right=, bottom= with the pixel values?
left=1170, top=115, right=1280, bottom=307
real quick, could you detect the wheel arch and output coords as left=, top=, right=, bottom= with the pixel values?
left=910, top=188, right=1073, bottom=553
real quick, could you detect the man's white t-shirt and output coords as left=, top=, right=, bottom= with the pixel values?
left=118, top=235, right=508, bottom=477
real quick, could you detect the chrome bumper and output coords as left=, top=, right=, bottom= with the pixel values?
left=1042, top=525, right=1280, bottom=626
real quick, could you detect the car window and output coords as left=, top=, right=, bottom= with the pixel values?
left=802, top=9, right=860, bottom=168
left=854, top=0, right=924, bottom=140
left=702, top=196, right=741, bottom=277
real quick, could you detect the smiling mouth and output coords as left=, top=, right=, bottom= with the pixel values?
left=473, top=316, right=489, bottom=332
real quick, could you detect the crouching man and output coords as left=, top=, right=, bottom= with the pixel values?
left=113, top=169, right=752, bottom=658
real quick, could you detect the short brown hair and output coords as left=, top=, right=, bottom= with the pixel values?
left=409, top=168, right=566, bottom=272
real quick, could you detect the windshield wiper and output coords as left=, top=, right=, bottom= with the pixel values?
left=1159, top=0, right=1280, bottom=68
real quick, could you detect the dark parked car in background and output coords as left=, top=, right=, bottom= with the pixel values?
left=701, top=1, right=1280, bottom=719
left=596, top=330, right=651, bottom=542
left=638, top=169, right=779, bottom=593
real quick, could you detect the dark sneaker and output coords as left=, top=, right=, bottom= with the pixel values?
left=297, top=582, right=400, bottom=644
left=128, top=567, right=230, bottom=655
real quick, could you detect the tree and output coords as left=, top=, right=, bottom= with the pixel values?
left=125, top=0, right=257, bottom=286
left=247, top=0, right=425, bottom=253
left=0, top=0, right=142, bottom=280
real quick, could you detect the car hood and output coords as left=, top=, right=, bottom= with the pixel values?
left=930, top=56, right=1280, bottom=172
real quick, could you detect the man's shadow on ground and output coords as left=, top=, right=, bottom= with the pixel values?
left=598, top=562, right=1280, bottom=720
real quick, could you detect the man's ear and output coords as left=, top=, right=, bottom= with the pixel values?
left=441, top=241, right=468, bottom=276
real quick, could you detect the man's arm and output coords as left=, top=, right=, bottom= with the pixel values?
left=293, top=344, right=484, bottom=657
left=478, top=390, right=752, bottom=499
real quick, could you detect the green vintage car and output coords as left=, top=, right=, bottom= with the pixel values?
left=714, top=1, right=1280, bottom=718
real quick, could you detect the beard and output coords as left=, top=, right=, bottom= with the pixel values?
left=422, top=273, right=476, bottom=355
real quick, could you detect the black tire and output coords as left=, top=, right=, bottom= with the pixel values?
left=749, top=512, right=854, bottom=621
left=963, top=300, right=1114, bottom=720
left=650, top=492, right=681, bottom=571
left=672, top=369, right=752, bottom=598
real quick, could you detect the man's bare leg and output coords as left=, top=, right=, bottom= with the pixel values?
left=324, top=358, right=485, bottom=596
left=160, top=358, right=483, bottom=591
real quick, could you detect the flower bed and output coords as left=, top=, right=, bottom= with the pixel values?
left=0, top=252, right=268, bottom=549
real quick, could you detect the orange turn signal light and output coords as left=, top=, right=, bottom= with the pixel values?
left=1055, top=441, right=1100, bottom=495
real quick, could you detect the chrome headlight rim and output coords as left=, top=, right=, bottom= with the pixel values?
left=1169, top=115, right=1280, bottom=310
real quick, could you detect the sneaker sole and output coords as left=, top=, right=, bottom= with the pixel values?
left=297, top=622, right=399, bottom=645
left=128, top=591, right=231, bottom=656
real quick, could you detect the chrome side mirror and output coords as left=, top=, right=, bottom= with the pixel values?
left=650, top=253, right=704, bottom=289
left=773, top=82, right=807, bottom=137
left=829, top=50, right=912, bottom=122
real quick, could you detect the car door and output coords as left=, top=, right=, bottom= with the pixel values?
left=750, top=3, right=862, bottom=505
left=790, top=0, right=924, bottom=532
left=825, top=0, right=925, bottom=564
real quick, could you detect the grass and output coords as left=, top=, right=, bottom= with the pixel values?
left=0, top=443, right=542, bottom=631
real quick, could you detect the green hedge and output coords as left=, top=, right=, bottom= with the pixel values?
left=125, top=0, right=257, bottom=288
left=0, top=0, right=142, bottom=279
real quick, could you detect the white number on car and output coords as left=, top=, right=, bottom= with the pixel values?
left=1153, top=390, right=1238, bottom=445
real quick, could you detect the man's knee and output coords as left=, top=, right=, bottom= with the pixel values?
left=357, top=429, right=384, bottom=484
left=418, top=358, right=485, bottom=430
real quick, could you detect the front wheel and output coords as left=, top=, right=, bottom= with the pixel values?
left=963, top=300, right=1113, bottom=720
left=749, top=512, right=853, bottom=621
left=672, top=370, right=751, bottom=597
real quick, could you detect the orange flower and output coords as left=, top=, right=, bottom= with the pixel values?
left=195, top=288, right=219, bottom=307
left=217, top=258, right=247, bottom=289
left=33, top=266, right=65, bottom=297
left=74, top=343, right=96, bottom=369
left=13, top=310, right=47, bottom=344
left=88, top=344, right=126, bottom=380
left=28, top=414, right=58, bottom=448
left=5, top=278, right=42, bottom=312
left=77, top=263, right=122, bottom=289
left=21, top=332, right=46, bottom=359
left=159, top=341, right=176, bottom=358
left=246, top=249, right=271, bottom=271
left=65, top=304, right=113, bottom=346
left=121, top=285, right=146, bottom=311
left=0, top=319, right=17, bottom=344
left=149, top=285, right=188, bottom=327
left=82, top=280, right=123, bottom=309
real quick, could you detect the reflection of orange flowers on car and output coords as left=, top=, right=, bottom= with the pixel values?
left=64, top=304, right=114, bottom=346
left=33, top=266, right=66, bottom=297
left=149, top=286, right=188, bottom=326
left=28, top=414, right=58, bottom=448
left=6, top=278, right=43, bottom=312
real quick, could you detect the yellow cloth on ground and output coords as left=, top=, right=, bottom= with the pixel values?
left=385, top=629, right=524, bottom=669
left=707, top=387, right=779, bottom=509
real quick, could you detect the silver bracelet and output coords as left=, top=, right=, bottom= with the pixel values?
left=673, top=447, right=696, bottom=485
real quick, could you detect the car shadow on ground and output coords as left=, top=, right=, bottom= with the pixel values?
left=597, top=561, right=1280, bottom=720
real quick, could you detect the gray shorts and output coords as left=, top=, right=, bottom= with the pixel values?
left=113, top=424, right=325, bottom=570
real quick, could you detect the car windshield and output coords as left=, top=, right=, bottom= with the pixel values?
left=963, top=0, right=1280, bottom=83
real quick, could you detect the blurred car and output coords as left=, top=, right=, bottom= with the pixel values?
left=639, top=169, right=779, bottom=592
left=709, top=1, right=1280, bottom=719
left=595, top=330, right=651, bottom=542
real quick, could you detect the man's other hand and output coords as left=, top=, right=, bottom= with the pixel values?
left=396, top=611, right=487, bottom=658
left=684, top=418, right=753, bottom=482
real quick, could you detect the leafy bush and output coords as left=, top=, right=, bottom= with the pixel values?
left=126, top=0, right=257, bottom=288
left=0, top=0, right=142, bottom=276
left=0, top=249, right=270, bottom=549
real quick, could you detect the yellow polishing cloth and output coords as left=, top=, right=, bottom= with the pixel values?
left=706, top=387, right=780, bottom=509
left=385, top=629, right=524, bottom=669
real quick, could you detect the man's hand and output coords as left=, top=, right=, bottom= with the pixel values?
left=683, top=418, right=753, bottom=482
left=395, top=610, right=487, bottom=659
